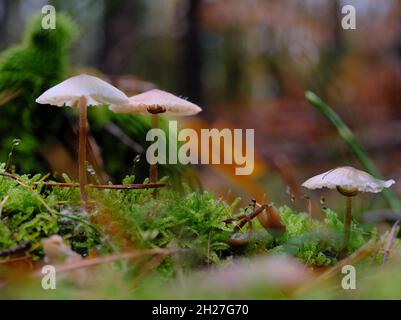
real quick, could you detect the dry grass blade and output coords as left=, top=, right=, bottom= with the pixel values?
left=0, top=255, right=32, bottom=265
left=31, top=248, right=185, bottom=277
left=0, top=172, right=57, bottom=217
left=133, top=253, right=171, bottom=286
left=382, top=220, right=400, bottom=265
left=317, top=240, right=380, bottom=282
left=0, top=195, right=9, bottom=217
left=37, top=173, right=51, bottom=183
left=294, top=240, right=380, bottom=295
left=0, top=89, right=21, bottom=106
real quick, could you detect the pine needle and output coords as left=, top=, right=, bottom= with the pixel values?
left=382, top=220, right=400, bottom=265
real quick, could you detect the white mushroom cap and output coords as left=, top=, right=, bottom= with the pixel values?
left=36, top=74, right=129, bottom=107
left=302, top=166, right=395, bottom=193
left=110, top=89, right=202, bottom=116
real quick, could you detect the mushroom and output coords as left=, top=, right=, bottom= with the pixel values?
left=36, top=74, right=129, bottom=201
left=302, top=166, right=395, bottom=254
left=110, top=89, right=202, bottom=183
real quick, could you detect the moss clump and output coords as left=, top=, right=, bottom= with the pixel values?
left=92, top=179, right=239, bottom=268
left=0, top=13, right=78, bottom=173
left=270, top=206, right=373, bottom=266
left=0, top=162, right=376, bottom=271
left=0, top=163, right=102, bottom=258
left=0, top=164, right=240, bottom=267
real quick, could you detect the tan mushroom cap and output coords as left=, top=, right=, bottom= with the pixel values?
left=36, top=74, right=129, bottom=107
left=110, top=89, right=202, bottom=116
left=302, top=166, right=395, bottom=193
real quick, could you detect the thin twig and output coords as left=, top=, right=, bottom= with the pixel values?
left=1, top=172, right=166, bottom=190
left=37, top=182, right=79, bottom=187
left=237, top=205, right=269, bottom=229
left=382, top=220, right=400, bottom=265
left=36, top=181, right=166, bottom=190
left=0, top=172, right=26, bottom=184
left=224, top=204, right=268, bottom=226
left=90, top=183, right=166, bottom=190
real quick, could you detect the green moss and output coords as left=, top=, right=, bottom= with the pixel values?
left=0, top=163, right=102, bottom=258
left=0, top=163, right=240, bottom=267
left=0, top=161, right=377, bottom=272
left=0, top=13, right=78, bottom=173
left=92, top=180, right=239, bottom=268
left=271, top=206, right=372, bottom=266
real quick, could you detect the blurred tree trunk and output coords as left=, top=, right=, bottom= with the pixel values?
left=181, top=0, right=203, bottom=105
left=100, top=0, right=142, bottom=75
left=312, top=0, right=345, bottom=99
left=0, top=0, right=8, bottom=49
left=0, top=0, right=22, bottom=50
left=392, top=0, right=401, bottom=117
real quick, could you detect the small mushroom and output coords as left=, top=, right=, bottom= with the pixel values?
left=36, top=74, right=129, bottom=201
left=110, top=89, right=202, bottom=183
left=302, top=166, right=395, bottom=254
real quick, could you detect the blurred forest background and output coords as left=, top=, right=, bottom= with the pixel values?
left=1, top=0, right=401, bottom=212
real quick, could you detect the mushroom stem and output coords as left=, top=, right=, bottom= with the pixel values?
left=149, top=114, right=159, bottom=183
left=306, top=197, right=312, bottom=219
left=343, top=196, right=353, bottom=255
left=78, top=97, right=88, bottom=202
